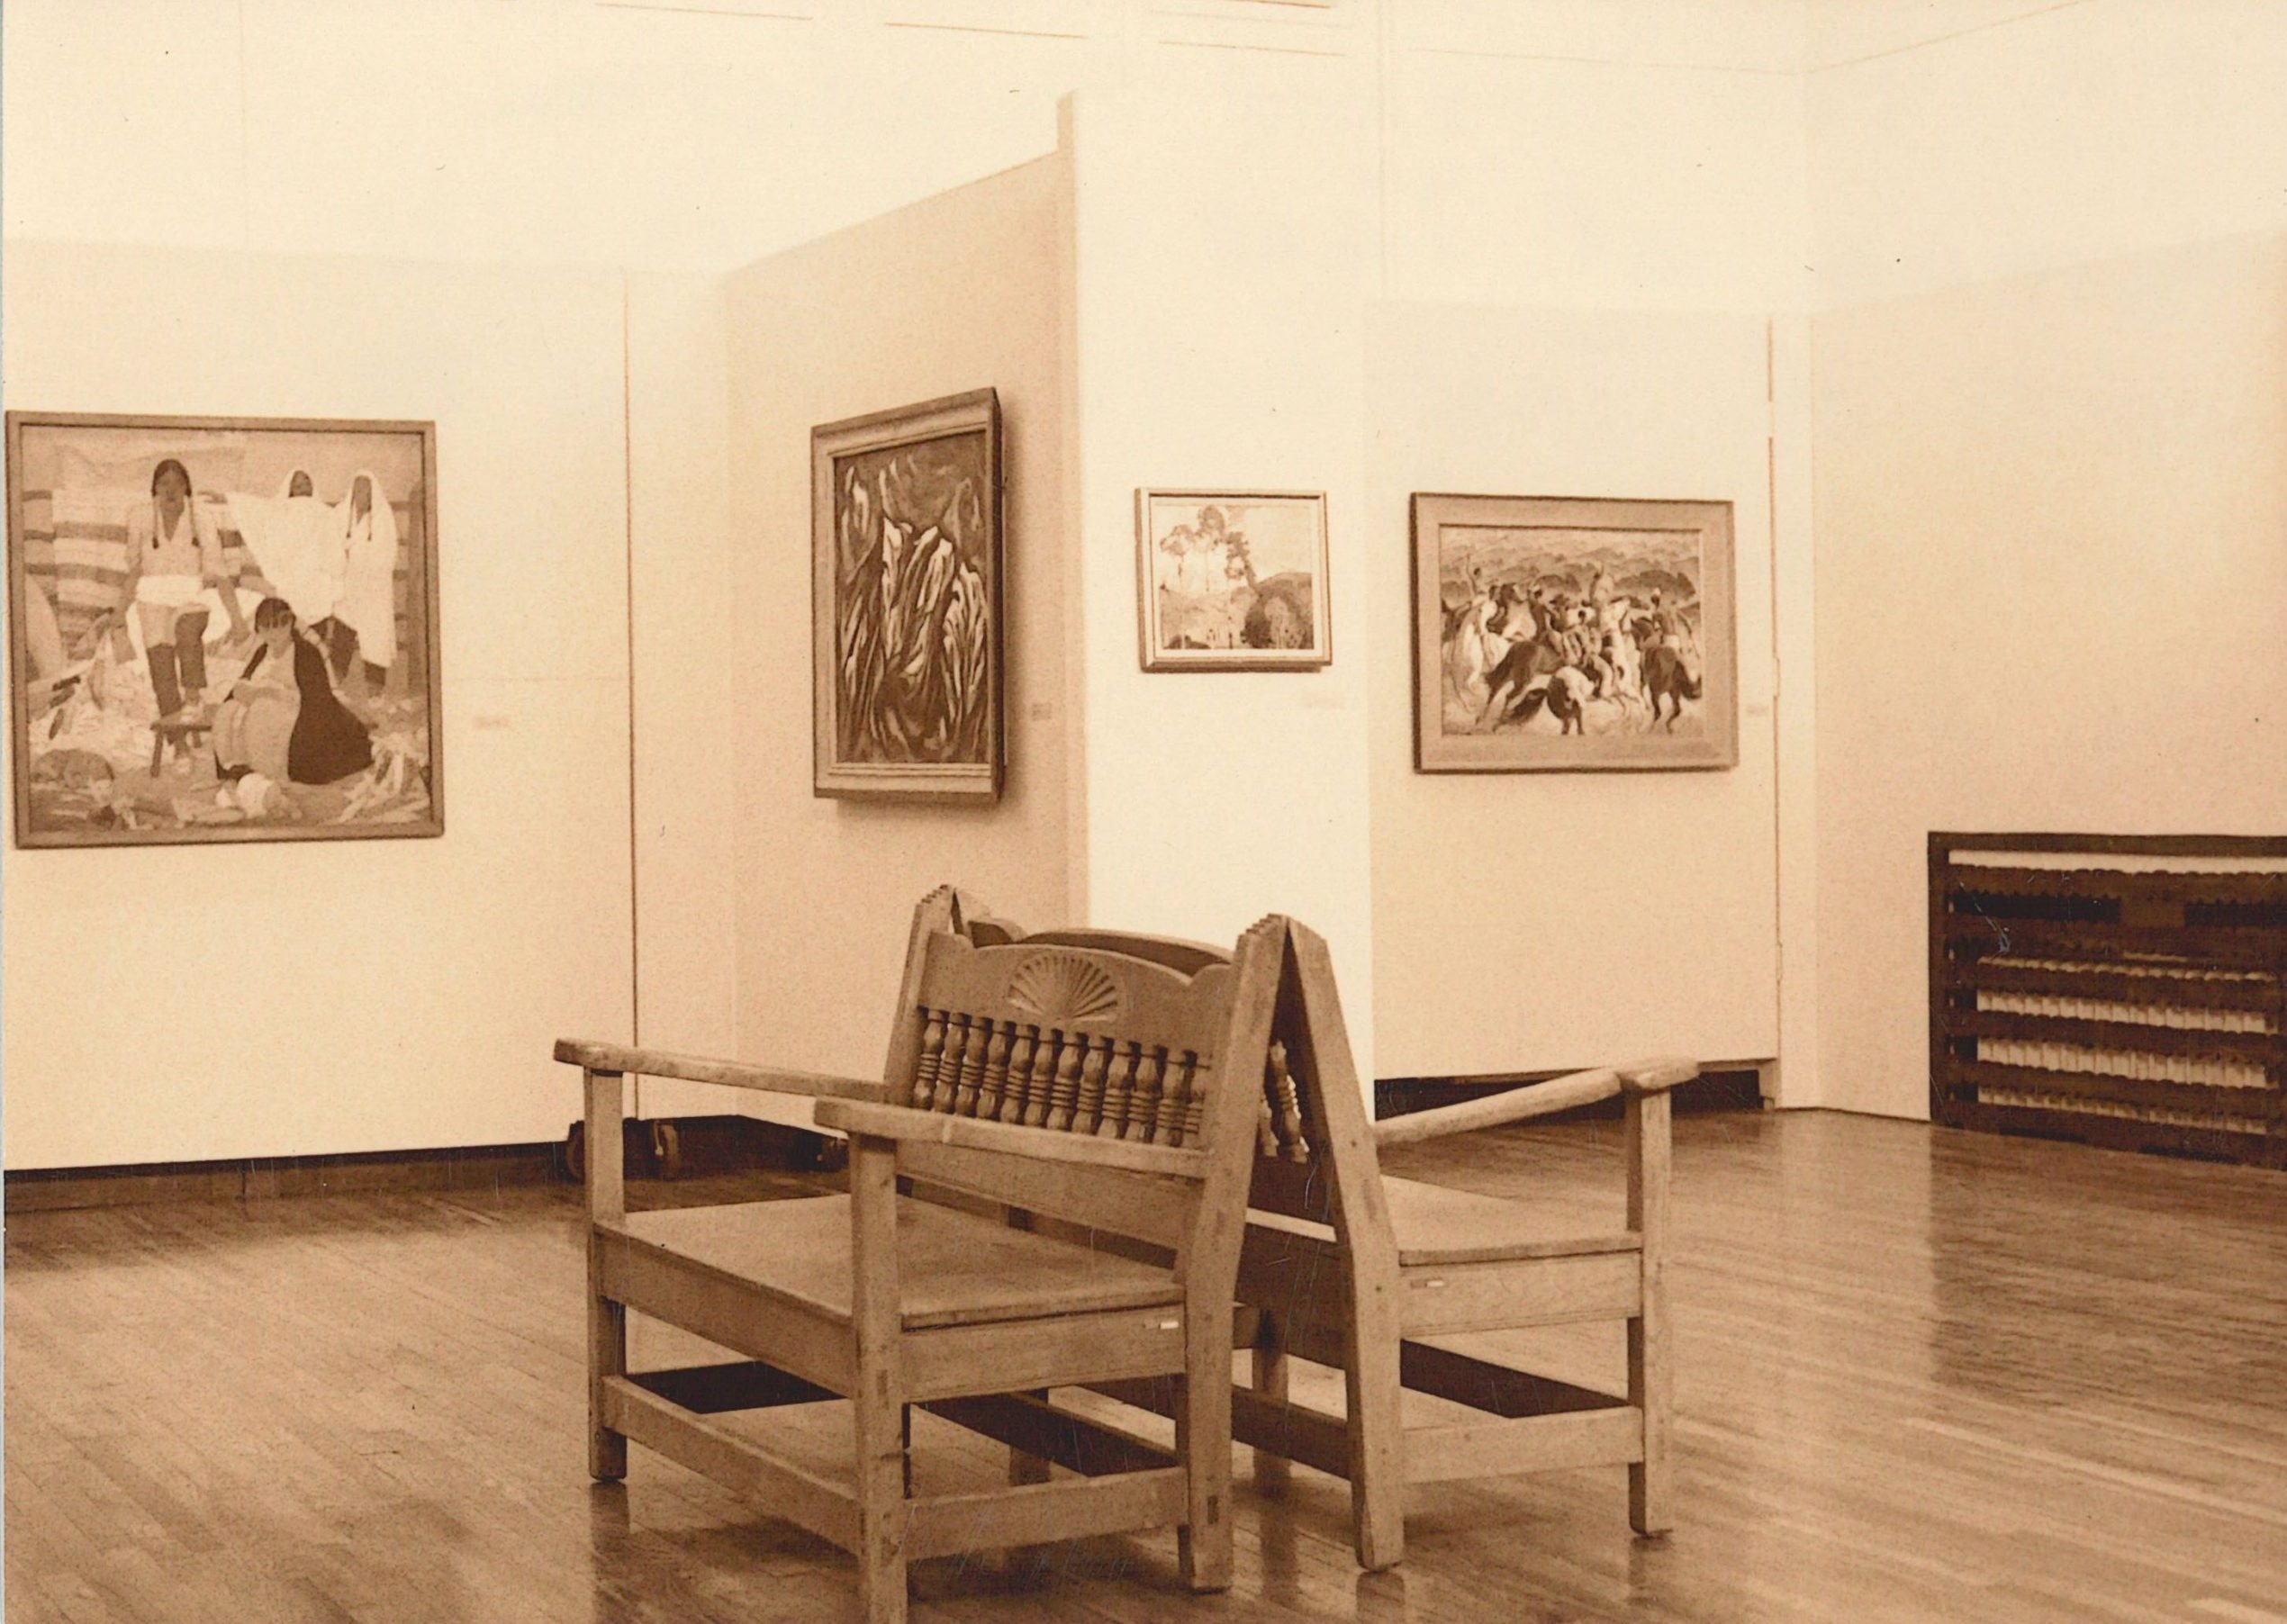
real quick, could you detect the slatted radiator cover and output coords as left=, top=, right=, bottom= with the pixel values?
left=1929, top=834, right=2287, bottom=1167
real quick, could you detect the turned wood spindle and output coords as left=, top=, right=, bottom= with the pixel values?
left=1182, top=1062, right=1208, bottom=1148
left=912, top=1006, right=948, bottom=1111
left=1021, top=1025, right=1055, bottom=1127
left=1017, top=1027, right=1053, bottom=1127
left=1156, top=1050, right=1194, bottom=1146
left=1044, top=1030, right=1081, bottom=1132
left=999, top=1024, right=1038, bottom=1124
left=936, top=1015, right=973, bottom=1114
left=975, top=1020, right=1013, bottom=1121
left=1096, top=1041, right=1140, bottom=1140
left=1075, top=1036, right=1110, bottom=1135
left=1269, top=1040, right=1309, bottom=1161
left=1125, top=1047, right=1164, bottom=1143
left=954, top=1016, right=990, bottom=1116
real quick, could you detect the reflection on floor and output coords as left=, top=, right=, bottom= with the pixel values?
left=7, top=1112, right=2284, bottom=1622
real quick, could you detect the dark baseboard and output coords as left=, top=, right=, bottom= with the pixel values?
left=5, top=1114, right=832, bottom=1213
left=10, top=1075, right=1769, bottom=1213
left=1378, top=1064, right=1769, bottom=1124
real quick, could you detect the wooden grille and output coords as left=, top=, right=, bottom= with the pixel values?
left=1930, top=834, right=2287, bottom=1166
left=903, top=941, right=1245, bottom=1150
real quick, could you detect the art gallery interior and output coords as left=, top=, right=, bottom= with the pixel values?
left=3, top=2, right=2283, bottom=1620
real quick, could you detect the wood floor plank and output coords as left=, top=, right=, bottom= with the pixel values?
left=6, top=1112, right=2285, bottom=1620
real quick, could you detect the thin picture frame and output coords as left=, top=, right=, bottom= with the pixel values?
left=1135, top=488, right=1331, bottom=672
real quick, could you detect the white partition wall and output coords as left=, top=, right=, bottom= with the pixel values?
left=1063, top=77, right=1383, bottom=1075
left=0, top=243, right=637, bottom=1167
left=719, top=153, right=1081, bottom=1089
left=1363, top=303, right=1786, bottom=1084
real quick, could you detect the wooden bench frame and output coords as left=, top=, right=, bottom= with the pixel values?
left=556, top=889, right=1288, bottom=1624
left=997, top=916, right=1694, bottom=1572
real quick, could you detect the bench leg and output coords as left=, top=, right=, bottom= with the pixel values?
left=1175, top=1361, right=1233, bottom=1592
left=1628, top=1089, right=1673, bottom=1536
left=1347, top=1324, right=1406, bottom=1572
left=1251, top=1317, right=1291, bottom=1492
left=587, top=1239, right=627, bottom=1482
left=854, top=1388, right=908, bottom=1624
left=851, top=1138, right=909, bottom=1624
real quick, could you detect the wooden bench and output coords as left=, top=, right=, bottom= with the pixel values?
left=976, top=914, right=1695, bottom=1571
left=555, top=887, right=1289, bottom=1624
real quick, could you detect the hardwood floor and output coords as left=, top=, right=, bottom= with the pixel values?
left=7, top=1113, right=2284, bottom=1622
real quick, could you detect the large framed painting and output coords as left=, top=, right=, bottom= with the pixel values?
left=1135, top=489, right=1331, bottom=671
left=1413, top=492, right=1736, bottom=772
left=812, top=389, right=1002, bottom=802
left=5, top=411, right=443, bottom=847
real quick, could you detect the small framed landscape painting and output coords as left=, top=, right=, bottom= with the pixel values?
left=812, top=389, right=1003, bottom=802
left=1136, top=489, right=1330, bottom=672
left=1412, top=492, right=1736, bottom=773
left=5, top=411, right=443, bottom=848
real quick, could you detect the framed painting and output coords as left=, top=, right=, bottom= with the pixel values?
left=5, top=411, right=443, bottom=847
left=812, top=389, right=1002, bottom=801
left=1412, top=492, right=1736, bottom=772
left=1136, top=489, right=1331, bottom=672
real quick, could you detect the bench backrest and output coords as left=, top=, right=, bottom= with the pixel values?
left=881, top=889, right=1287, bottom=1263
left=918, top=897, right=1391, bottom=1248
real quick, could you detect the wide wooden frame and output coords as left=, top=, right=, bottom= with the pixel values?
left=1412, top=492, right=1736, bottom=773
left=811, top=390, right=1003, bottom=802
left=1135, top=488, right=1332, bottom=672
left=5, top=410, right=443, bottom=848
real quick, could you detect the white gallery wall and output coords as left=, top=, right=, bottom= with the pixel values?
left=7, top=0, right=2282, bottom=1167
left=1364, top=303, right=1787, bottom=1081
left=719, top=152, right=1080, bottom=1089
left=1066, top=70, right=1383, bottom=1063
left=0, top=241, right=638, bottom=1168
left=623, top=273, right=742, bottom=1119
left=1362, top=6, right=1816, bottom=1091
left=1807, top=0, right=2287, bottom=1117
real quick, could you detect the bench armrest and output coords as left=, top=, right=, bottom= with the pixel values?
left=812, top=1098, right=1211, bottom=1180
left=553, top=1039, right=886, bottom=1103
left=1617, top=1057, right=1698, bottom=1096
left=1372, top=1056, right=1696, bottom=1148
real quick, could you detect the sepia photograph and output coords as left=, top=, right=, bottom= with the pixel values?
left=812, top=389, right=1002, bottom=800
left=3, top=5, right=2282, bottom=1624
left=1136, top=489, right=1330, bottom=671
left=1413, top=492, right=1736, bottom=771
left=6, top=411, right=441, bottom=846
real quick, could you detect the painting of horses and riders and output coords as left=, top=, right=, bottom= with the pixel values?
left=5, top=412, right=443, bottom=847
left=1412, top=492, right=1736, bottom=772
left=812, top=389, right=1002, bottom=801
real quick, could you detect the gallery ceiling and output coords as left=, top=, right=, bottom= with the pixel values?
left=0, top=0, right=2110, bottom=274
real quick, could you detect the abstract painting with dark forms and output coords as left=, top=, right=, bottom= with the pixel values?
left=811, top=391, right=1001, bottom=801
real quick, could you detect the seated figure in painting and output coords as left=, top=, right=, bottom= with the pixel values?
left=121, top=458, right=251, bottom=720
left=214, top=597, right=375, bottom=794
